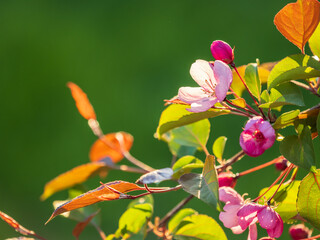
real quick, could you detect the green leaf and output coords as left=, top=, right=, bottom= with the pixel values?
left=168, top=208, right=198, bottom=234
left=174, top=214, right=227, bottom=240
left=309, top=23, right=320, bottom=57
left=168, top=141, right=197, bottom=158
left=172, top=156, right=204, bottom=180
left=260, top=82, right=304, bottom=109
left=297, top=170, right=320, bottom=230
left=212, top=136, right=227, bottom=160
left=267, top=54, right=320, bottom=90
left=280, top=125, right=316, bottom=171
left=156, top=104, right=229, bottom=137
left=273, top=110, right=300, bottom=130
left=258, top=181, right=300, bottom=223
left=244, top=63, right=261, bottom=101
left=178, top=155, right=220, bottom=210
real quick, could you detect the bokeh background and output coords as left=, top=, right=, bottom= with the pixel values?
left=1, top=0, right=319, bottom=239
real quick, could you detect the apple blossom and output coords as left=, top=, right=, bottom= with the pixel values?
left=210, top=40, right=234, bottom=64
left=289, top=224, right=312, bottom=240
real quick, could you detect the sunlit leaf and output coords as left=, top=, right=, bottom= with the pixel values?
left=168, top=208, right=198, bottom=234
left=72, top=210, right=100, bottom=240
left=41, top=161, right=110, bottom=201
left=244, top=63, right=261, bottom=101
left=212, top=136, right=227, bottom=160
left=46, top=181, right=144, bottom=224
left=171, top=156, right=204, bottom=180
left=67, top=82, right=96, bottom=120
left=297, top=170, right=320, bottom=230
left=156, top=104, right=229, bottom=137
left=274, top=0, right=320, bottom=53
left=230, top=98, right=246, bottom=108
left=174, top=214, right=227, bottom=240
left=89, top=132, right=133, bottom=163
left=267, top=54, right=320, bottom=90
left=135, top=168, right=173, bottom=185
left=258, top=181, right=300, bottom=223
left=309, top=22, right=320, bottom=56
left=273, top=110, right=300, bottom=130
left=179, top=155, right=220, bottom=209
left=280, top=125, right=316, bottom=171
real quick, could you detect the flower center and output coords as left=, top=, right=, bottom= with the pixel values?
left=253, top=130, right=265, bottom=142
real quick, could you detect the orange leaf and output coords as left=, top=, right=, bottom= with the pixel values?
left=274, top=0, right=320, bottom=53
left=40, top=161, right=110, bottom=201
left=72, top=210, right=100, bottom=240
left=46, top=181, right=144, bottom=224
left=89, top=132, right=133, bottom=163
left=67, top=82, right=96, bottom=120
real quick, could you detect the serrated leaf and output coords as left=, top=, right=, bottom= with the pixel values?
left=212, top=136, right=227, bottom=160
left=273, top=110, right=300, bottom=130
left=173, top=214, right=227, bottom=240
left=171, top=156, right=204, bottom=180
left=297, top=170, right=320, bottom=230
left=258, top=181, right=300, bottom=223
left=280, top=125, right=316, bottom=171
left=309, top=22, right=320, bottom=57
left=179, top=155, right=220, bottom=209
left=268, top=54, right=320, bottom=90
left=135, top=168, right=173, bottom=185
left=168, top=209, right=198, bottom=234
left=244, top=63, right=261, bottom=100
left=156, top=104, right=229, bottom=137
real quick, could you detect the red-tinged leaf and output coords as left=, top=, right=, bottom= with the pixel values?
left=274, top=0, right=320, bottom=53
left=72, top=210, right=100, bottom=240
left=40, top=161, right=111, bottom=201
left=89, top=132, right=133, bottom=163
left=0, top=211, right=45, bottom=240
left=67, top=82, right=96, bottom=120
left=46, top=181, right=144, bottom=224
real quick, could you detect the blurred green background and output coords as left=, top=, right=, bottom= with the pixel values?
left=1, top=0, right=319, bottom=239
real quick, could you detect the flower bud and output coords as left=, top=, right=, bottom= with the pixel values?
left=259, top=238, right=276, bottom=240
left=210, top=40, right=234, bottom=64
left=218, top=172, right=237, bottom=188
left=239, top=116, right=276, bottom=157
left=275, top=157, right=288, bottom=171
left=289, top=224, right=312, bottom=240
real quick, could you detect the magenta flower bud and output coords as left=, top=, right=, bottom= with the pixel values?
left=289, top=224, right=312, bottom=240
left=259, top=238, right=276, bottom=240
left=218, top=172, right=237, bottom=188
left=275, top=157, right=288, bottom=171
left=239, top=116, right=276, bottom=157
left=210, top=40, right=234, bottom=64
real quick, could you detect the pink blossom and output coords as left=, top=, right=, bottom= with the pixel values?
left=210, top=40, right=234, bottom=64
left=218, top=172, right=237, bottom=188
left=289, top=224, right=312, bottom=240
left=178, top=59, right=232, bottom=112
left=239, top=116, right=276, bottom=157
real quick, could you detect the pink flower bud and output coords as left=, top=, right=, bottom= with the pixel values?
left=218, top=171, right=237, bottom=188
left=210, top=40, right=234, bottom=64
left=289, top=224, right=312, bottom=240
left=259, top=238, right=276, bottom=240
left=239, top=117, right=276, bottom=157
left=275, top=157, right=288, bottom=171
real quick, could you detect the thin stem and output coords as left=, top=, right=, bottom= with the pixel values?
left=230, top=87, right=260, bottom=115
left=216, top=150, right=245, bottom=173
left=127, top=185, right=182, bottom=199
left=225, top=99, right=258, bottom=116
left=109, top=164, right=148, bottom=174
left=238, top=157, right=283, bottom=177
left=301, top=234, right=320, bottom=240
left=291, top=80, right=320, bottom=98
left=121, top=151, right=155, bottom=172
left=221, top=102, right=253, bottom=118
left=212, top=105, right=252, bottom=117
left=92, top=222, right=107, bottom=240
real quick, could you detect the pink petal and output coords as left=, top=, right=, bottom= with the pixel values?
left=239, top=130, right=265, bottom=157
left=257, top=207, right=277, bottom=230
left=244, top=116, right=262, bottom=131
left=189, top=60, right=215, bottom=91
left=210, top=40, right=234, bottom=64
left=248, top=223, right=258, bottom=240
left=237, top=203, right=263, bottom=230
left=219, top=187, right=243, bottom=205
left=258, top=121, right=276, bottom=150
left=266, top=212, right=283, bottom=238
left=219, top=204, right=242, bottom=228
left=178, top=87, right=208, bottom=104
left=188, top=97, right=217, bottom=112
left=213, top=60, right=233, bottom=101
left=231, top=225, right=246, bottom=234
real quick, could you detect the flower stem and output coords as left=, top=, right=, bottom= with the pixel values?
left=216, top=150, right=245, bottom=172
left=225, top=99, right=258, bottom=116
left=301, top=234, right=320, bottom=240
left=229, top=87, right=260, bottom=115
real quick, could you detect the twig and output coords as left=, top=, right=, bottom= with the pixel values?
left=301, top=234, right=320, bottom=240
left=216, top=150, right=245, bottom=172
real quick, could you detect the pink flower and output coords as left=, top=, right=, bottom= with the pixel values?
left=289, top=224, right=312, bottom=240
left=218, top=171, right=237, bottom=188
left=210, top=40, right=234, bottom=64
left=178, top=59, right=232, bottom=112
left=237, top=203, right=283, bottom=238
left=239, top=116, right=276, bottom=157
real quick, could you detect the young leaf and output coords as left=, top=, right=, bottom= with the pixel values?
left=135, top=168, right=173, bottom=185
left=67, top=82, right=96, bottom=120
left=274, top=0, right=320, bottom=53
left=260, top=82, right=304, bottom=109
left=179, top=155, right=220, bottom=209
left=273, top=110, right=300, bottom=130
left=267, top=54, right=320, bottom=90
left=297, top=170, right=320, bottom=230
left=280, top=125, right=316, bottom=171
left=230, top=98, right=246, bottom=108
left=258, top=181, right=300, bottom=222
left=167, top=140, right=197, bottom=158
left=244, top=63, right=261, bottom=101
left=46, top=181, right=144, bottom=224
left=174, top=214, right=227, bottom=240
left=89, top=132, right=133, bottom=163
left=72, top=210, right=100, bottom=240
left=171, top=156, right=204, bottom=180
left=167, top=208, right=198, bottom=234
left=212, top=136, right=227, bottom=160
left=41, top=161, right=110, bottom=201
left=309, top=22, right=320, bottom=57
left=156, top=104, right=229, bottom=137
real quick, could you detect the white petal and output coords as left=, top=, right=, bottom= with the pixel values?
left=178, top=87, right=208, bottom=104
left=213, top=60, right=233, bottom=101
left=188, top=98, right=217, bottom=112
left=190, top=60, right=215, bottom=91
